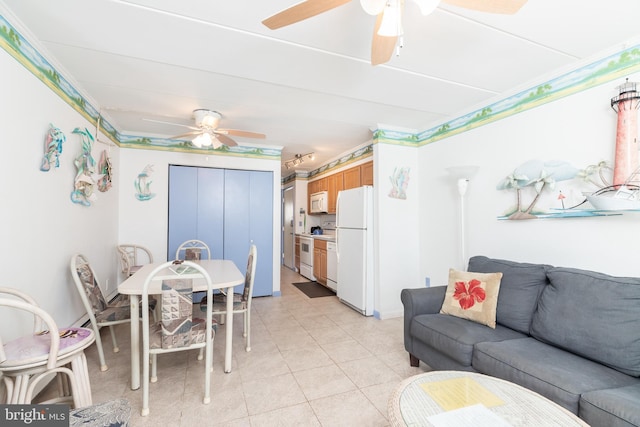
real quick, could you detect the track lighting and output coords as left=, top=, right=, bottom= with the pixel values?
left=284, top=152, right=315, bottom=169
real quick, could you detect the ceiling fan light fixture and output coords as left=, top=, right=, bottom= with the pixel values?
left=378, top=0, right=404, bottom=37
left=193, top=109, right=221, bottom=129
left=193, top=132, right=212, bottom=148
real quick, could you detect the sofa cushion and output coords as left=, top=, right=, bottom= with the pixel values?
left=530, top=267, right=640, bottom=377
left=580, top=383, right=640, bottom=427
left=411, top=313, right=526, bottom=367
left=468, top=256, right=549, bottom=334
left=473, top=337, right=639, bottom=414
left=440, top=269, right=502, bottom=328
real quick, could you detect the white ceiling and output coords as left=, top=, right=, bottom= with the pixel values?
left=2, top=0, right=640, bottom=175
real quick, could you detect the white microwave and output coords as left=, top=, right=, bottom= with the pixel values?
left=310, top=191, right=328, bottom=214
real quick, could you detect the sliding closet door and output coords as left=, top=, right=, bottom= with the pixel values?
left=197, top=167, right=225, bottom=259
left=168, top=165, right=273, bottom=297
left=167, top=165, right=198, bottom=260
left=248, top=171, right=273, bottom=297
left=223, top=170, right=273, bottom=296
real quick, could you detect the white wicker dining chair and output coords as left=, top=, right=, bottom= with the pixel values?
left=200, top=244, right=257, bottom=351
left=0, top=288, right=95, bottom=407
left=117, top=244, right=153, bottom=277
left=70, top=254, right=143, bottom=371
left=175, top=239, right=211, bottom=261
left=140, top=261, right=216, bottom=416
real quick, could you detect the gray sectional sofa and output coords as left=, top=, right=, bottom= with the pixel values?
left=402, top=256, right=640, bottom=427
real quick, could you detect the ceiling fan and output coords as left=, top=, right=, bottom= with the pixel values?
left=262, top=0, right=527, bottom=66
left=146, top=109, right=266, bottom=149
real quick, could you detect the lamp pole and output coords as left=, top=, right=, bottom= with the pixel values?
left=457, top=178, right=470, bottom=270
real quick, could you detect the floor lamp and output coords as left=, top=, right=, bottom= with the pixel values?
left=446, top=166, right=479, bottom=270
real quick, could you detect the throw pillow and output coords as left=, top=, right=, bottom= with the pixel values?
left=440, top=269, right=503, bottom=328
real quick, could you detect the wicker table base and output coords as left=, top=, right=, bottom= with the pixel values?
left=388, top=371, right=589, bottom=426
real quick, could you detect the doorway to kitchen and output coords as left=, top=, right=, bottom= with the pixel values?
left=282, top=186, right=295, bottom=269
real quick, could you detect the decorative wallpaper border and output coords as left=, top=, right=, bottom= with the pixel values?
left=4, top=11, right=638, bottom=164
left=283, top=144, right=374, bottom=183
left=374, top=44, right=640, bottom=147
left=0, top=14, right=281, bottom=161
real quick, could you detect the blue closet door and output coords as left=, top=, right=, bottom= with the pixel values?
left=168, top=166, right=273, bottom=297
left=197, top=168, right=224, bottom=259
left=168, top=165, right=198, bottom=260
left=223, top=170, right=251, bottom=294
left=249, top=171, right=273, bottom=297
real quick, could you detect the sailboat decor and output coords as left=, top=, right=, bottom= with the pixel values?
left=135, top=164, right=156, bottom=201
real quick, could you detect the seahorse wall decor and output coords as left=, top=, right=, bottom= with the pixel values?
left=70, top=127, right=97, bottom=206
left=96, top=149, right=113, bottom=192
left=389, top=167, right=410, bottom=199
left=135, top=164, right=156, bottom=201
left=40, top=124, right=66, bottom=172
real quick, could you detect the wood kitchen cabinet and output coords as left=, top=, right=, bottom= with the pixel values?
left=313, top=239, right=327, bottom=285
left=307, top=160, right=373, bottom=214
left=361, top=161, right=373, bottom=186
left=343, top=166, right=361, bottom=190
left=327, top=172, right=343, bottom=214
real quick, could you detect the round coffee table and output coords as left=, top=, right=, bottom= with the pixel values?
left=388, top=371, right=588, bottom=426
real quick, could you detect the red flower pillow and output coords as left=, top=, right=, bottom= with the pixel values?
left=440, top=269, right=503, bottom=328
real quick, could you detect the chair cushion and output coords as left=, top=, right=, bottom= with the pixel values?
left=467, top=256, right=549, bottom=334
left=96, top=305, right=130, bottom=322
left=184, top=248, right=201, bottom=260
left=159, top=278, right=194, bottom=349
left=530, top=267, right=640, bottom=377
left=199, top=293, right=245, bottom=313
left=149, top=318, right=215, bottom=349
left=76, top=263, right=108, bottom=313
left=1, top=327, right=94, bottom=368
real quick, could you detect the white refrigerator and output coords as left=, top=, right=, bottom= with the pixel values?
left=336, top=186, right=374, bottom=316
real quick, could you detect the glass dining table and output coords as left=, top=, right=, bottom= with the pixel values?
left=117, top=259, right=244, bottom=390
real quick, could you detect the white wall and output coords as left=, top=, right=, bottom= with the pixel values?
left=118, top=148, right=282, bottom=293
left=419, top=71, right=640, bottom=288
left=0, top=47, right=120, bottom=340
left=374, top=143, right=421, bottom=319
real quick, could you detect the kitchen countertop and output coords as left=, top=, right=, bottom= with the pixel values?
left=297, top=233, right=336, bottom=242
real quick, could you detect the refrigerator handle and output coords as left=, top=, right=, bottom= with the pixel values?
left=335, top=191, right=340, bottom=262
left=336, top=191, right=341, bottom=228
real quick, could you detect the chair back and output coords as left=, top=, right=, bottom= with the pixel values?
left=0, top=287, right=44, bottom=334
left=160, top=278, right=196, bottom=349
left=0, top=298, right=61, bottom=369
left=141, top=261, right=214, bottom=350
left=117, top=244, right=153, bottom=276
left=242, top=245, right=258, bottom=303
left=70, top=254, right=107, bottom=316
left=175, top=240, right=211, bottom=261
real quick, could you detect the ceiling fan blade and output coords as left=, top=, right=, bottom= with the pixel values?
left=169, top=131, right=201, bottom=140
left=442, top=0, right=527, bottom=14
left=215, top=134, right=238, bottom=147
left=262, top=0, right=352, bottom=30
left=371, top=12, right=397, bottom=66
left=216, top=129, right=266, bottom=139
left=143, top=118, right=198, bottom=130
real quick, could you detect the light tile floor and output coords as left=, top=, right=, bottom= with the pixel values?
left=40, top=267, right=430, bottom=426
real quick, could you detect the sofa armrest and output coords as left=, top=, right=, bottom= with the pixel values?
left=401, top=287, right=446, bottom=356
left=401, top=286, right=446, bottom=317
